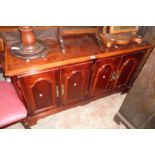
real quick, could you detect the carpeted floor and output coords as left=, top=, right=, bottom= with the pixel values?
left=6, top=93, right=126, bottom=129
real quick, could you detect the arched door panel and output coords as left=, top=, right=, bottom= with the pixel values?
left=61, top=61, right=92, bottom=105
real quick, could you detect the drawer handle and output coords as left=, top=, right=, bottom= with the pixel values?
left=61, top=84, right=65, bottom=96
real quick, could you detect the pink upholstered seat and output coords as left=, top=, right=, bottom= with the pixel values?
left=0, top=81, right=27, bottom=127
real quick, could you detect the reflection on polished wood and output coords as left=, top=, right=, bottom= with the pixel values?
left=5, top=34, right=152, bottom=76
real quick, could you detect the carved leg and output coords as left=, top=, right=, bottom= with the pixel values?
left=27, top=117, right=38, bottom=126
left=21, top=119, right=31, bottom=129
left=21, top=117, right=38, bottom=129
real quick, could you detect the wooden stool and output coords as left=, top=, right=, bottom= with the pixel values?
left=0, top=81, right=28, bottom=128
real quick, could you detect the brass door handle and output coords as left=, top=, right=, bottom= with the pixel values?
left=124, top=60, right=129, bottom=66
left=56, top=86, right=59, bottom=97
left=116, top=70, right=120, bottom=79
left=61, top=84, right=65, bottom=96
left=110, top=71, right=116, bottom=81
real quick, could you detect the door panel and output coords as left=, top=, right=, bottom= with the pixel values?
left=32, top=80, right=54, bottom=110
left=90, top=57, right=121, bottom=97
left=61, top=61, right=92, bottom=105
left=114, top=52, right=145, bottom=89
left=19, top=70, right=59, bottom=114
left=115, top=59, right=137, bottom=87
left=66, top=71, right=83, bottom=100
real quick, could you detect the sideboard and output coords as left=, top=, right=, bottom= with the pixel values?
left=4, top=34, right=152, bottom=126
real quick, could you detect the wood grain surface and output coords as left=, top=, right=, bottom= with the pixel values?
left=5, top=34, right=152, bottom=76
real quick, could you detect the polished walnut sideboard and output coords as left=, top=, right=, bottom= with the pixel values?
left=4, top=34, right=152, bottom=126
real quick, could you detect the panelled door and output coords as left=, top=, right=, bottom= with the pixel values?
left=19, top=69, right=59, bottom=114
left=90, top=57, right=121, bottom=97
left=113, top=51, right=145, bottom=89
left=60, top=61, right=93, bottom=105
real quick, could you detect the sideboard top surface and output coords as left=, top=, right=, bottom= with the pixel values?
left=5, top=34, right=152, bottom=76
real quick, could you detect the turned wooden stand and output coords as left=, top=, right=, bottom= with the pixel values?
left=10, top=26, right=49, bottom=60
